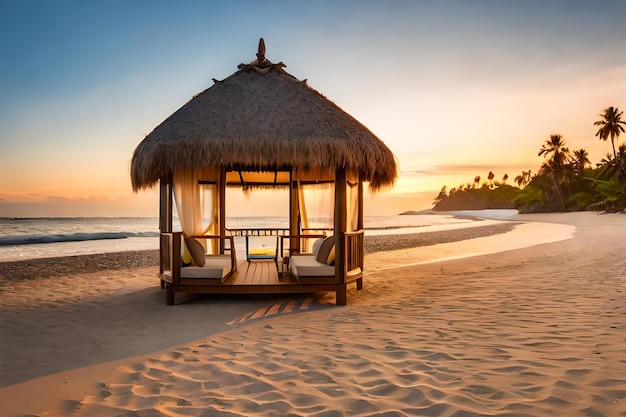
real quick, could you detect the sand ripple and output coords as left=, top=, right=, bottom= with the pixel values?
left=2, top=213, right=626, bottom=416
left=70, top=261, right=626, bottom=416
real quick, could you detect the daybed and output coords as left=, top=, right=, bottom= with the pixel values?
left=159, top=232, right=237, bottom=304
left=288, top=235, right=361, bottom=286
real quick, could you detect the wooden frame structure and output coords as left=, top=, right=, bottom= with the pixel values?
left=157, top=168, right=365, bottom=305
left=131, top=39, right=396, bottom=305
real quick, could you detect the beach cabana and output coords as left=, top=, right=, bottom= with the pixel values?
left=130, top=39, right=397, bottom=305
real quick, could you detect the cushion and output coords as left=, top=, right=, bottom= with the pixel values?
left=290, top=255, right=335, bottom=278
left=182, top=248, right=192, bottom=266
left=326, top=245, right=335, bottom=265
left=249, top=247, right=276, bottom=256
left=316, top=236, right=335, bottom=264
left=184, top=236, right=206, bottom=267
left=311, top=238, right=324, bottom=257
left=180, top=256, right=232, bottom=279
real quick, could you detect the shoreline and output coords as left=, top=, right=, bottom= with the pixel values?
left=0, top=223, right=517, bottom=281
left=0, top=211, right=514, bottom=263
left=2, top=212, right=625, bottom=416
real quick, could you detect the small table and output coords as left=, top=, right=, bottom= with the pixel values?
left=245, top=236, right=279, bottom=272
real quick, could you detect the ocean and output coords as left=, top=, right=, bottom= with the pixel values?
left=0, top=211, right=517, bottom=262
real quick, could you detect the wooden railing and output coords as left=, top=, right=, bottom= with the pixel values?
left=227, top=228, right=289, bottom=237
left=281, top=233, right=328, bottom=257
left=227, top=228, right=333, bottom=257
left=226, top=227, right=332, bottom=237
left=160, top=229, right=364, bottom=285
left=344, top=229, right=364, bottom=275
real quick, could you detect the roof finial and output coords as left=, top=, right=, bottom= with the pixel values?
left=237, top=38, right=286, bottom=74
left=256, top=38, right=266, bottom=63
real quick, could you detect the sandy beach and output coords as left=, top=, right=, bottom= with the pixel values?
left=1, top=212, right=625, bottom=416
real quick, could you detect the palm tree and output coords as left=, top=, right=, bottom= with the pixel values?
left=594, top=106, right=626, bottom=172
left=538, top=134, right=571, bottom=209
left=618, top=144, right=626, bottom=170
left=487, top=171, right=495, bottom=189
left=596, top=152, right=621, bottom=180
left=515, top=170, right=532, bottom=187
left=572, top=148, right=590, bottom=175
left=599, top=152, right=614, bottom=167
left=434, top=186, right=448, bottom=206
left=539, top=134, right=570, bottom=168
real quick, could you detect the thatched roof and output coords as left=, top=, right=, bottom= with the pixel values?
left=131, top=39, right=397, bottom=191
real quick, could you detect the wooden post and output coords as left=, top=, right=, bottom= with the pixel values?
left=334, top=168, right=346, bottom=284
left=289, top=170, right=299, bottom=254
left=358, top=178, right=364, bottom=231
left=159, top=176, right=173, bottom=280
left=159, top=176, right=173, bottom=233
left=336, top=285, right=347, bottom=306
left=358, top=177, right=365, bottom=278
left=219, top=167, right=227, bottom=253
left=166, top=285, right=175, bottom=305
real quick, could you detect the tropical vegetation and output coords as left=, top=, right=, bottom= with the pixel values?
left=433, top=106, right=626, bottom=213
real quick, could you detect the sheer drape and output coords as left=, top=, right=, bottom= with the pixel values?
left=346, top=170, right=359, bottom=232
left=298, top=182, right=334, bottom=252
left=173, top=169, right=220, bottom=256
left=298, top=182, right=334, bottom=231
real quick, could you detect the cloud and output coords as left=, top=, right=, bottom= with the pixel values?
left=45, top=196, right=69, bottom=203
left=401, top=163, right=530, bottom=176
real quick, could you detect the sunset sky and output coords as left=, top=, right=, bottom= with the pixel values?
left=2, top=1, right=626, bottom=217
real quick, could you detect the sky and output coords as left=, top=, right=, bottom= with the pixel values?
left=2, top=0, right=626, bottom=217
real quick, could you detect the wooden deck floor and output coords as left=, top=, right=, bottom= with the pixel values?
left=166, top=258, right=355, bottom=305
left=224, top=259, right=297, bottom=285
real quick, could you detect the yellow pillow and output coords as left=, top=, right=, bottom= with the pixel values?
left=249, top=248, right=276, bottom=256
left=184, top=237, right=206, bottom=267
left=182, top=246, right=193, bottom=265
left=326, top=245, right=335, bottom=265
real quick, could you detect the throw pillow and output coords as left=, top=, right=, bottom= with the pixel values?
left=184, top=236, right=206, bottom=267
left=326, top=244, right=335, bottom=265
left=312, top=238, right=324, bottom=257
left=316, top=236, right=335, bottom=264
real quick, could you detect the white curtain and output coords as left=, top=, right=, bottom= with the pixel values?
left=298, top=182, right=334, bottom=231
left=297, top=182, right=334, bottom=253
left=346, top=170, right=359, bottom=232
left=173, top=168, right=219, bottom=255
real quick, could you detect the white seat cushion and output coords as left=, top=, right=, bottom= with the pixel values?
left=181, top=256, right=232, bottom=279
left=290, top=255, right=335, bottom=278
